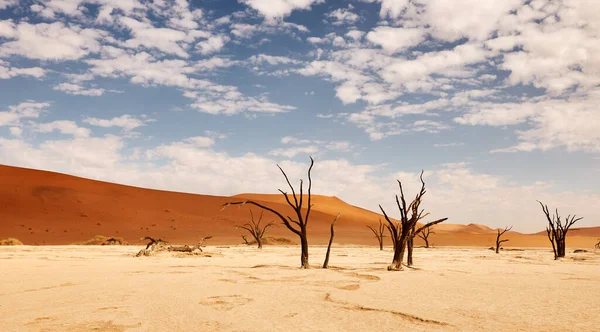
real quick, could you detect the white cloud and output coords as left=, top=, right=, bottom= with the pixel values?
left=366, top=26, right=425, bottom=54
left=53, top=83, right=106, bottom=96
left=0, top=101, right=49, bottom=127
left=327, top=5, right=359, bottom=25
left=0, top=0, right=18, bottom=10
left=414, top=0, right=524, bottom=42
left=119, top=17, right=191, bottom=58
left=0, top=22, right=106, bottom=60
left=240, top=0, right=324, bottom=21
left=0, top=63, right=46, bottom=79
left=194, top=57, right=238, bottom=71
left=268, top=145, right=319, bottom=158
left=455, top=92, right=600, bottom=153
left=34, top=120, right=91, bottom=138
left=196, top=35, right=229, bottom=55
left=83, top=114, right=148, bottom=131
left=248, top=54, right=300, bottom=65
left=8, top=126, right=21, bottom=137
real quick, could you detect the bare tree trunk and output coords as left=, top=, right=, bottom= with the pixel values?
left=389, top=239, right=406, bottom=271
left=407, top=237, right=414, bottom=266
left=300, top=230, right=309, bottom=269
left=323, top=214, right=340, bottom=269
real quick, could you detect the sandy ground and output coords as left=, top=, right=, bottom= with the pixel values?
left=1, top=245, right=599, bottom=332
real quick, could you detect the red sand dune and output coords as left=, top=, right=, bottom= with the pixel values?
left=1, top=165, right=598, bottom=248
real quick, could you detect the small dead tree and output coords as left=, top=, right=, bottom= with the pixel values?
left=169, top=236, right=212, bottom=253
left=385, top=224, right=397, bottom=252
left=596, top=239, right=600, bottom=249
left=380, top=171, right=447, bottom=271
left=417, top=226, right=435, bottom=248
left=241, top=234, right=249, bottom=245
left=322, top=213, right=341, bottom=269
left=235, top=210, right=274, bottom=249
left=367, top=219, right=387, bottom=250
left=223, top=157, right=314, bottom=268
left=495, top=226, right=512, bottom=253
left=538, top=201, right=582, bottom=259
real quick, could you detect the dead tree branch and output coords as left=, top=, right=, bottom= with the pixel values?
left=223, top=157, right=314, bottom=268
left=323, top=213, right=341, bottom=269
left=495, top=225, right=512, bottom=253
left=367, top=218, right=387, bottom=250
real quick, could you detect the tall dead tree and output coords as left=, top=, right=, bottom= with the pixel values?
left=367, top=219, right=387, bottom=250
left=538, top=201, right=582, bottom=259
left=417, top=226, right=434, bottom=248
left=495, top=225, right=512, bottom=253
left=380, top=171, right=447, bottom=270
left=322, top=213, right=340, bottom=269
left=235, top=210, right=274, bottom=249
left=223, top=157, right=314, bottom=268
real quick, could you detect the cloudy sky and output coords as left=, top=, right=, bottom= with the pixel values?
left=0, top=0, right=599, bottom=232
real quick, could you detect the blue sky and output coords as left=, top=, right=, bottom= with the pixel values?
left=0, top=0, right=599, bottom=232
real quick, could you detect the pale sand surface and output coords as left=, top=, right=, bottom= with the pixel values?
left=1, top=245, right=599, bottom=331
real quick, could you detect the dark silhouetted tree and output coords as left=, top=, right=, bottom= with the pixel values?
left=379, top=171, right=447, bottom=270
left=223, top=157, right=314, bottom=268
left=417, top=226, right=435, bottom=248
left=537, top=201, right=582, bottom=259
left=367, top=219, right=386, bottom=250
left=235, top=210, right=274, bottom=249
left=495, top=225, right=512, bottom=253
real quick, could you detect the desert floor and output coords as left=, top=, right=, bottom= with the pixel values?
left=1, top=245, right=599, bottom=332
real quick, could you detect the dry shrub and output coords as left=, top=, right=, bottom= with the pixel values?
left=76, top=235, right=128, bottom=245
left=246, top=237, right=296, bottom=246
left=0, top=238, right=23, bottom=245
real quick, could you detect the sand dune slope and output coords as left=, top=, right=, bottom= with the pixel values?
left=1, top=165, right=598, bottom=248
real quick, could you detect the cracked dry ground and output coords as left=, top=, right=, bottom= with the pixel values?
left=1, top=245, right=599, bottom=331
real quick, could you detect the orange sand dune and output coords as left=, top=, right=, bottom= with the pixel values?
left=1, top=165, right=598, bottom=248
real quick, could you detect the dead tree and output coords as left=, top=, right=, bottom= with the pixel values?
left=235, top=210, right=274, bottom=249
left=367, top=219, right=387, bottom=250
left=241, top=234, right=249, bottom=245
left=169, top=236, right=212, bottom=252
left=417, top=226, right=435, bottom=248
left=380, top=171, right=447, bottom=270
left=537, top=201, right=582, bottom=259
left=495, top=226, right=512, bottom=253
left=385, top=224, right=397, bottom=252
left=223, top=157, right=314, bottom=268
left=323, top=213, right=341, bottom=269
left=596, top=239, right=600, bottom=249
left=142, top=236, right=168, bottom=250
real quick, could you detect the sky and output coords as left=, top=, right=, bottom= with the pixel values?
left=0, top=0, right=599, bottom=232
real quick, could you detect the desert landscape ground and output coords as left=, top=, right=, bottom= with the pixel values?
left=2, top=165, right=600, bottom=331
left=1, top=245, right=599, bottom=331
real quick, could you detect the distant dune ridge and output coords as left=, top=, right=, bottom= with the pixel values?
left=0, top=164, right=598, bottom=247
